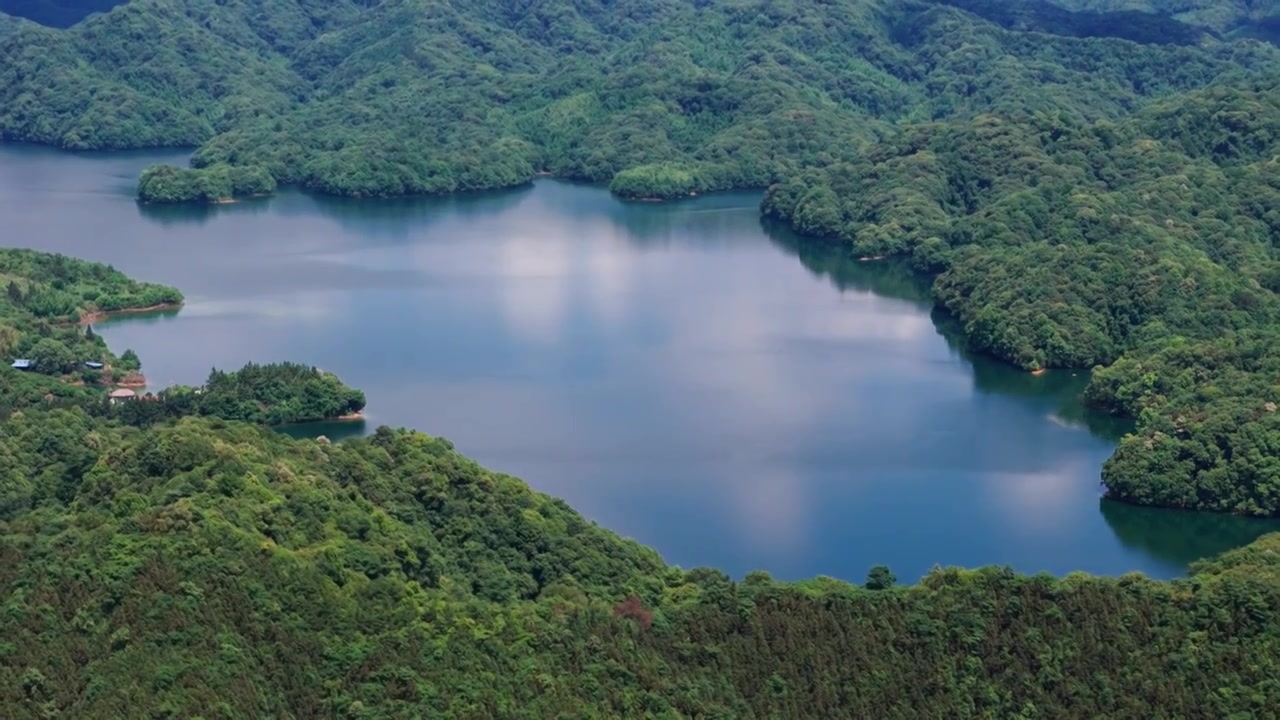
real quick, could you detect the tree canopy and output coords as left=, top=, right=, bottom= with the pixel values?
left=4, top=0, right=1279, bottom=201
left=0, top=248, right=181, bottom=388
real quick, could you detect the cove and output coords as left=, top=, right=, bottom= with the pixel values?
left=4, top=143, right=1278, bottom=582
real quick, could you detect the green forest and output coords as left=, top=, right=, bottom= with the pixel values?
left=0, top=248, right=180, bottom=388
left=0, top=0, right=1276, bottom=203
left=7, top=0, right=1280, bottom=715
left=110, top=362, right=368, bottom=426
left=1, top=250, right=1280, bottom=718
left=0, top=250, right=363, bottom=424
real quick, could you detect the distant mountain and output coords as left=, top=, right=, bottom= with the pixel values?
left=2, top=0, right=1274, bottom=199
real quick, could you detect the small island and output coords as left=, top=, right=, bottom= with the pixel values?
left=136, top=163, right=277, bottom=204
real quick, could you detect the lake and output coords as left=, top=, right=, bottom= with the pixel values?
left=4, top=143, right=1277, bottom=582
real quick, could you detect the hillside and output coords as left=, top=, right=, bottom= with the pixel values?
left=0, top=251, right=1278, bottom=717
left=762, top=79, right=1280, bottom=514
left=3, top=0, right=1279, bottom=201
left=5, top=405, right=1280, bottom=718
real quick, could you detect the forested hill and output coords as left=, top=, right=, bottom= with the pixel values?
left=2, top=0, right=1279, bottom=202
left=7, top=406, right=1280, bottom=718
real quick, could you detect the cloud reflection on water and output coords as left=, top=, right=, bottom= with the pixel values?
left=16, top=142, right=1258, bottom=581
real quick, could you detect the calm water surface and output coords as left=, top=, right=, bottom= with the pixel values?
left=5, top=143, right=1277, bottom=582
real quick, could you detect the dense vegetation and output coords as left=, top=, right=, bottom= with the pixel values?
left=0, top=248, right=180, bottom=384
left=3, top=0, right=1279, bottom=202
left=0, top=252, right=361, bottom=423
left=112, top=362, right=368, bottom=426
left=4, top=367, right=1280, bottom=718
left=136, top=163, right=276, bottom=204
left=761, top=80, right=1280, bottom=515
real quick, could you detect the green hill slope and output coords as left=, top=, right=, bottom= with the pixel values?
left=3, top=0, right=1278, bottom=200
left=5, top=385, right=1280, bottom=718
left=762, top=80, right=1280, bottom=514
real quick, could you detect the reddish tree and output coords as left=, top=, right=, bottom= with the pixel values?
left=612, top=595, right=653, bottom=630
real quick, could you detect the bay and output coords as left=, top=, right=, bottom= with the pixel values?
left=4, top=143, right=1277, bottom=582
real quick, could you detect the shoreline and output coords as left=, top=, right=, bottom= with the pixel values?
left=624, top=191, right=700, bottom=203
left=138, top=192, right=272, bottom=206
left=277, top=411, right=366, bottom=427
left=79, top=301, right=183, bottom=326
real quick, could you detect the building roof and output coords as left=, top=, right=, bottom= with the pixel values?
left=11, top=359, right=32, bottom=369
left=108, top=388, right=137, bottom=398
left=85, top=361, right=105, bottom=369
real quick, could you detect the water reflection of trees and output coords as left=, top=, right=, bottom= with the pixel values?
left=762, top=217, right=1130, bottom=441
left=136, top=195, right=273, bottom=226
left=1100, top=499, right=1280, bottom=573
left=275, top=419, right=368, bottom=443
left=299, top=183, right=535, bottom=236
left=761, top=218, right=932, bottom=303
left=92, top=307, right=183, bottom=330
left=483, top=182, right=769, bottom=247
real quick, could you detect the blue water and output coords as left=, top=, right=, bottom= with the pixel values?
left=4, top=142, right=1277, bottom=582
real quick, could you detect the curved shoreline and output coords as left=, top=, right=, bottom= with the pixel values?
left=80, top=301, right=183, bottom=326
left=276, top=411, right=366, bottom=427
